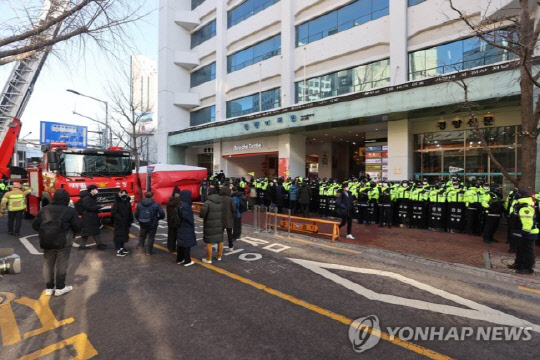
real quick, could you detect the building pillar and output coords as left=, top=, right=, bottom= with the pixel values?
left=168, top=145, right=186, bottom=164
left=389, top=0, right=408, bottom=85
left=278, top=134, right=306, bottom=178
left=387, top=119, right=413, bottom=181
left=317, top=142, right=332, bottom=179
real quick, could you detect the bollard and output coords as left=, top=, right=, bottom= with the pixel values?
left=274, top=207, right=278, bottom=235
left=288, top=209, right=291, bottom=238
left=265, top=206, right=270, bottom=233
left=254, top=205, right=258, bottom=232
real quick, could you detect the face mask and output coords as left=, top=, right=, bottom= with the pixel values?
left=454, top=186, right=459, bottom=189
left=483, top=186, right=490, bottom=190
left=344, top=188, right=349, bottom=192
left=402, top=184, right=407, bottom=187
left=122, top=194, right=129, bottom=199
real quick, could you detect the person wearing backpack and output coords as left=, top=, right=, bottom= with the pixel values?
left=79, top=185, right=106, bottom=250
left=134, top=191, right=165, bottom=255
left=288, top=180, right=299, bottom=215
left=176, top=190, right=196, bottom=266
left=32, top=189, right=82, bottom=296
left=232, top=186, right=246, bottom=248
left=166, top=187, right=181, bottom=252
left=111, top=190, right=134, bottom=257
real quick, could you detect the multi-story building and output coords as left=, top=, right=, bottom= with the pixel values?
left=158, top=0, right=538, bottom=189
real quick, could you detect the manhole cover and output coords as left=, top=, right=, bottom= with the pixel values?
left=488, top=252, right=540, bottom=277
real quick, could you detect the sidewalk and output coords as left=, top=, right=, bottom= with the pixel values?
left=240, top=209, right=539, bottom=274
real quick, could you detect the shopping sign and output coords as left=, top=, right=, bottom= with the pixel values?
left=40, top=121, right=87, bottom=148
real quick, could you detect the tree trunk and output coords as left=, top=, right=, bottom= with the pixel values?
left=518, top=1, right=537, bottom=192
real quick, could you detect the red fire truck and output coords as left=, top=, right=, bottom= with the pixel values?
left=27, top=142, right=135, bottom=218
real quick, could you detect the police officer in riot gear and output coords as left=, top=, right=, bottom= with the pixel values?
left=507, top=189, right=537, bottom=274
left=395, top=180, right=412, bottom=227
left=428, top=182, right=447, bottom=231
left=481, top=183, right=503, bottom=244
left=378, top=182, right=393, bottom=228
left=446, top=181, right=466, bottom=232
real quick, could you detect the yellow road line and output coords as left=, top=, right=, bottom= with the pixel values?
left=17, top=333, right=97, bottom=360
left=275, top=234, right=362, bottom=254
left=518, top=286, right=540, bottom=294
left=151, top=243, right=451, bottom=359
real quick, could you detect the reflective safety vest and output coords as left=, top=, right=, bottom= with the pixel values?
left=463, top=187, right=480, bottom=206
left=429, top=189, right=446, bottom=203
left=0, top=188, right=31, bottom=212
left=0, top=183, right=6, bottom=192
left=447, top=189, right=465, bottom=202
left=518, top=202, right=539, bottom=234
left=368, top=187, right=379, bottom=201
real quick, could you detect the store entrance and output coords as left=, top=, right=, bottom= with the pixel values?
left=304, top=123, right=388, bottom=180
left=224, top=153, right=278, bottom=178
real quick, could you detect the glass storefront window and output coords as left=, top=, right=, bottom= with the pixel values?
left=422, top=151, right=442, bottom=175
left=466, top=126, right=516, bottom=147
left=465, top=148, right=487, bottom=175
left=422, top=131, right=464, bottom=149
left=414, top=125, right=520, bottom=183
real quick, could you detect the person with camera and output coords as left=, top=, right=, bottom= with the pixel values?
left=32, top=189, right=82, bottom=296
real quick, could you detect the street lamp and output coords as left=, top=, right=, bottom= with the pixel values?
left=66, top=89, right=110, bottom=148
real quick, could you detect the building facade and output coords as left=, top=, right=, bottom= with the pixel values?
left=158, top=0, right=539, bottom=189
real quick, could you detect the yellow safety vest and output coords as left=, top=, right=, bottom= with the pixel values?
left=1, top=189, right=31, bottom=212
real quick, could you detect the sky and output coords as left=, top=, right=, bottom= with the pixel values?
left=0, top=0, right=158, bottom=145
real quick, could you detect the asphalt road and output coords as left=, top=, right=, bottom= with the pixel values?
left=1, top=214, right=539, bottom=360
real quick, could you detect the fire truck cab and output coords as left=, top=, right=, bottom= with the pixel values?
left=27, top=143, right=135, bottom=218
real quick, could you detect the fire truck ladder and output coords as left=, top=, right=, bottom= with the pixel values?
left=0, top=0, right=70, bottom=147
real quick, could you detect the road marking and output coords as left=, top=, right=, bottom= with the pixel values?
left=0, top=292, right=20, bottom=345
left=275, top=234, right=362, bottom=254
left=518, top=286, right=540, bottom=294
left=150, top=243, right=450, bottom=359
left=17, top=332, right=97, bottom=360
left=16, top=291, right=75, bottom=339
left=289, top=258, right=540, bottom=333
left=19, top=235, right=42, bottom=255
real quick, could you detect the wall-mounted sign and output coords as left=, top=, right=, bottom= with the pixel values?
left=233, top=143, right=262, bottom=151
left=382, top=145, right=388, bottom=151
left=366, top=158, right=382, bottom=164
left=365, top=138, right=388, bottom=144
left=366, top=165, right=382, bottom=171
left=40, top=121, right=87, bottom=148
left=366, top=146, right=382, bottom=152
left=366, top=152, right=382, bottom=158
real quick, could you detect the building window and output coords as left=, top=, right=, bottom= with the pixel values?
left=296, top=0, right=389, bottom=46
left=408, top=29, right=517, bottom=80
left=413, top=125, right=520, bottom=184
left=228, top=0, right=280, bottom=28
left=191, top=62, right=216, bottom=88
left=226, top=88, right=281, bottom=118
left=227, top=34, right=281, bottom=73
left=408, top=0, right=426, bottom=6
left=190, top=106, right=216, bottom=127
left=295, top=59, right=390, bottom=103
left=192, top=0, right=205, bottom=10
left=191, top=20, right=216, bottom=49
